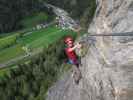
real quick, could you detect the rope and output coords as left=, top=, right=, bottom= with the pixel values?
left=87, top=31, right=133, bottom=37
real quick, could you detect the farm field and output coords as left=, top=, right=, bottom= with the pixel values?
left=0, top=26, right=76, bottom=65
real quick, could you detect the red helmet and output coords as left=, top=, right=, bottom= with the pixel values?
left=64, top=36, right=73, bottom=44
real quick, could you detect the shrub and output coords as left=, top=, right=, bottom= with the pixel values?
left=0, top=34, right=20, bottom=50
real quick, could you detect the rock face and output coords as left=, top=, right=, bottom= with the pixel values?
left=82, top=0, right=133, bottom=100
left=46, top=0, right=133, bottom=100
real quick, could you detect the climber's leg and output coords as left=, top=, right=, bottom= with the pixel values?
left=67, top=59, right=82, bottom=84
left=72, top=64, right=82, bottom=84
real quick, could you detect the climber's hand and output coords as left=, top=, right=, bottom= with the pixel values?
left=72, top=26, right=81, bottom=32
left=76, top=43, right=82, bottom=49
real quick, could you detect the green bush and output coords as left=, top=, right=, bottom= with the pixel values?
left=0, top=34, right=20, bottom=50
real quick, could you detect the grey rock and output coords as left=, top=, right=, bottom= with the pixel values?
left=46, top=71, right=85, bottom=100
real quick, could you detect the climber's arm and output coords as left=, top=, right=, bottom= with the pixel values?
left=68, top=43, right=82, bottom=52
left=71, top=26, right=81, bottom=33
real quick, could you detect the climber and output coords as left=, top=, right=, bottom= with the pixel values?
left=64, top=36, right=82, bottom=84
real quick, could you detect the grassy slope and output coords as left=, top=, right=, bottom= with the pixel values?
left=0, top=44, right=25, bottom=63
left=0, top=27, right=76, bottom=64
left=0, top=27, right=57, bottom=63
left=20, top=26, right=60, bottom=47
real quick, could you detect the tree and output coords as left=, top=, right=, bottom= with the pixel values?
left=0, top=0, right=40, bottom=33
